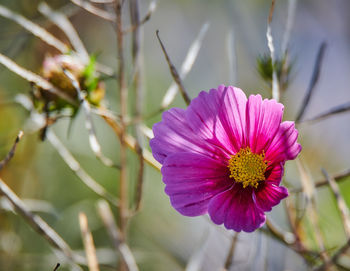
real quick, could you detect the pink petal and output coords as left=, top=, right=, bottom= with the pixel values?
left=150, top=108, right=228, bottom=164
left=265, top=162, right=284, bottom=185
left=208, top=184, right=266, bottom=232
left=254, top=183, right=288, bottom=212
left=265, top=121, right=302, bottom=163
left=162, top=152, right=232, bottom=216
left=246, top=95, right=284, bottom=154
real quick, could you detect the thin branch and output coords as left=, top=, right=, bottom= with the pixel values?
left=265, top=218, right=296, bottom=246
left=53, top=263, right=61, bottom=271
left=70, top=0, right=116, bottom=22
left=0, top=177, right=83, bottom=267
left=79, top=212, right=100, bottom=271
left=0, top=53, right=78, bottom=106
left=101, top=115, right=161, bottom=171
left=301, top=101, right=350, bottom=124
left=46, top=131, right=119, bottom=207
left=129, top=0, right=145, bottom=213
left=222, top=233, right=239, bottom=271
left=123, top=0, right=157, bottom=33
left=97, top=200, right=139, bottom=271
left=115, top=0, right=129, bottom=246
left=296, top=42, right=327, bottom=122
left=322, top=168, right=350, bottom=238
left=281, top=0, right=298, bottom=55
left=38, top=2, right=89, bottom=63
left=0, top=4, right=69, bottom=53
left=63, top=69, right=119, bottom=169
left=266, top=0, right=280, bottom=102
left=156, top=30, right=191, bottom=106
left=0, top=131, right=24, bottom=171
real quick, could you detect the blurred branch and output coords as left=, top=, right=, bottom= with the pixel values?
left=0, top=177, right=84, bottom=268
left=123, top=0, right=157, bottom=33
left=281, top=0, right=297, bottom=54
left=129, top=0, right=145, bottom=213
left=266, top=0, right=280, bottom=102
left=0, top=53, right=78, bottom=106
left=322, top=168, right=350, bottom=238
left=0, top=131, right=23, bottom=171
left=301, top=101, right=350, bottom=124
left=97, top=200, right=139, bottom=271
left=227, top=31, right=237, bottom=85
left=46, top=131, right=119, bottom=207
left=0, top=4, right=69, bottom=53
left=53, top=263, right=61, bottom=271
left=70, top=0, right=116, bottom=22
left=185, top=230, right=210, bottom=271
left=156, top=30, right=191, bottom=106
left=38, top=2, right=89, bottom=63
left=101, top=115, right=161, bottom=171
left=222, top=233, right=239, bottom=271
left=296, top=42, right=327, bottom=122
left=63, top=69, right=119, bottom=169
left=79, top=212, right=100, bottom=271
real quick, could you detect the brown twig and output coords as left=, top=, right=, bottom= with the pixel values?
left=123, top=0, right=157, bottom=33
left=0, top=131, right=24, bottom=171
left=97, top=200, right=139, bottom=271
left=53, top=263, right=61, bottom=271
left=115, top=1, right=129, bottom=262
left=156, top=30, right=191, bottom=106
left=70, top=0, right=116, bottom=22
left=322, top=168, right=350, bottom=238
left=301, top=101, right=350, bottom=124
left=222, top=233, right=239, bottom=271
left=129, top=0, right=145, bottom=213
left=79, top=212, right=100, bottom=271
left=296, top=42, right=327, bottom=122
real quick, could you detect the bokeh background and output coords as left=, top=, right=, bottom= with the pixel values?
left=0, top=0, right=350, bottom=270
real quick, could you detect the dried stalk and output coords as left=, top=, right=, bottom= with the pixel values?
left=0, top=131, right=23, bottom=171
left=266, top=0, right=280, bottom=102
left=0, top=53, right=77, bottom=106
left=222, top=233, right=239, bottom=271
left=322, top=168, right=350, bottom=238
left=115, top=0, right=129, bottom=256
left=79, top=212, right=100, bottom=271
left=0, top=4, right=68, bottom=53
left=301, top=101, right=350, bottom=124
left=123, top=0, right=157, bottom=33
left=296, top=42, right=327, bottom=122
left=129, top=0, right=145, bottom=213
left=0, top=177, right=84, bottom=268
left=38, top=2, right=89, bottom=63
left=70, top=0, right=116, bottom=22
left=46, top=131, right=119, bottom=207
left=63, top=69, right=118, bottom=168
left=156, top=30, right=191, bottom=106
left=97, top=200, right=139, bottom=271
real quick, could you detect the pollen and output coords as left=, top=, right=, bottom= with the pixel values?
left=228, top=147, right=269, bottom=189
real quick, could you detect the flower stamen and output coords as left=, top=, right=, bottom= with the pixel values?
left=228, top=147, right=269, bottom=189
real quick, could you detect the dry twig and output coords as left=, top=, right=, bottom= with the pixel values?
left=156, top=30, right=191, bottom=106
left=222, top=233, right=239, bottom=271
left=70, top=0, right=116, bottom=22
left=97, top=200, right=139, bottom=271
left=79, top=212, right=100, bottom=271
left=0, top=131, right=24, bottom=171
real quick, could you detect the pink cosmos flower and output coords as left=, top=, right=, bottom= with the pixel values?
left=150, top=85, right=301, bottom=232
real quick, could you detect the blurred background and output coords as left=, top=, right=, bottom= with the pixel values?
left=0, top=0, right=350, bottom=270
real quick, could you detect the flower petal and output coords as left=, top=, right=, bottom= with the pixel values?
left=185, top=85, right=248, bottom=155
left=246, top=95, right=284, bottom=154
left=162, top=152, right=232, bottom=216
left=150, top=108, right=227, bottom=164
left=208, top=184, right=266, bottom=232
left=254, top=183, right=288, bottom=212
left=265, top=162, right=284, bottom=185
left=265, top=121, right=302, bottom=163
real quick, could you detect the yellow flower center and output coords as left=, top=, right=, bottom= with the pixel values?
left=228, top=147, right=269, bottom=189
